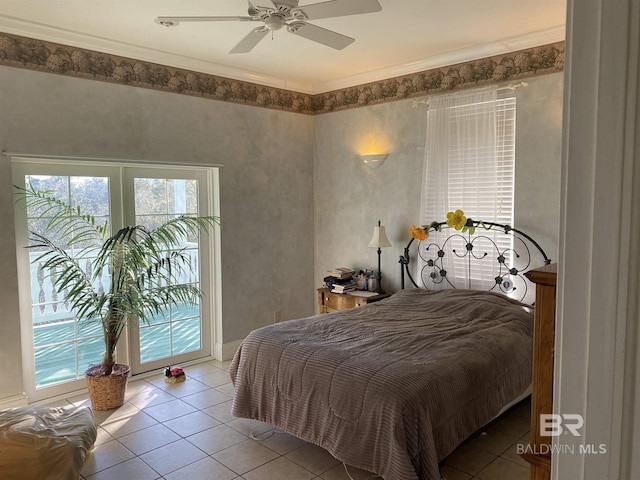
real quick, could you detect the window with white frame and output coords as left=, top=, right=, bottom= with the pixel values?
left=12, top=159, right=220, bottom=403
left=419, top=87, right=516, bottom=289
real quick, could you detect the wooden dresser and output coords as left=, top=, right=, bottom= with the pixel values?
left=317, top=288, right=391, bottom=314
left=522, top=263, right=557, bottom=480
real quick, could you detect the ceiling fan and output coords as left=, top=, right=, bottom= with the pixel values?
left=155, top=0, right=382, bottom=54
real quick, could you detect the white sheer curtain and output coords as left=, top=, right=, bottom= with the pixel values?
left=418, top=87, right=515, bottom=290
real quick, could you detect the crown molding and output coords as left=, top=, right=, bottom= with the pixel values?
left=312, top=40, right=564, bottom=114
left=312, top=26, right=566, bottom=94
left=0, top=14, right=314, bottom=93
left=0, top=14, right=564, bottom=95
left=0, top=30, right=564, bottom=115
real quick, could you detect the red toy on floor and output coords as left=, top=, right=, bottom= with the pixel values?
left=164, top=365, right=186, bottom=384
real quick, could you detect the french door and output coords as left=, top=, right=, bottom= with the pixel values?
left=13, top=160, right=219, bottom=402
left=123, top=167, right=215, bottom=375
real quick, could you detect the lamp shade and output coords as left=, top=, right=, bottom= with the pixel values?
left=368, top=225, right=392, bottom=248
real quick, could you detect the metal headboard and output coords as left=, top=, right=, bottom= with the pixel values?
left=399, top=219, right=551, bottom=302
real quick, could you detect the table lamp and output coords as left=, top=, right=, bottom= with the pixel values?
left=368, top=220, right=392, bottom=293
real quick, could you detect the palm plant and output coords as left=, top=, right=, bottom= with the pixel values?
left=16, top=183, right=220, bottom=378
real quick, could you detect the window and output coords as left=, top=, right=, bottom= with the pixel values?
left=12, top=160, right=220, bottom=402
left=24, top=175, right=110, bottom=389
left=420, top=87, right=516, bottom=289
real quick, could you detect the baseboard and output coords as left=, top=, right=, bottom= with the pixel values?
left=215, top=340, right=243, bottom=362
left=0, top=392, right=29, bottom=409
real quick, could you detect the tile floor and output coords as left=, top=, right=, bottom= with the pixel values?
left=48, top=360, right=532, bottom=480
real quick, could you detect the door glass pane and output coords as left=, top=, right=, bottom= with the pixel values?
left=139, top=312, right=172, bottom=363
left=172, top=316, right=202, bottom=355
left=134, top=178, right=203, bottom=365
left=26, top=175, right=110, bottom=387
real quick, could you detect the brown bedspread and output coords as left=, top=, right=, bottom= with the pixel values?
left=229, top=288, right=533, bottom=480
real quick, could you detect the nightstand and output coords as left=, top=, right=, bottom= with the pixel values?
left=317, top=287, right=392, bottom=314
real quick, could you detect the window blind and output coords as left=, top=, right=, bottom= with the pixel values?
left=420, top=89, right=516, bottom=289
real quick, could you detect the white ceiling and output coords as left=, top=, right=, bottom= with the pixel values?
left=0, top=0, right=566, bottom=94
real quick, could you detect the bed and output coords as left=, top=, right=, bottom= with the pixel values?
left=0, top=405, right=97, bottom=480
left=229, top=216, right=550, bottom=480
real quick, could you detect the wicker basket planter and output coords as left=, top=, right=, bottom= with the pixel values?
left=85, top=364, right=130, bottom=411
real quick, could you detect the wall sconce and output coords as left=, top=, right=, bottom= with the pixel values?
left=359, top=153, right=388, bottom=169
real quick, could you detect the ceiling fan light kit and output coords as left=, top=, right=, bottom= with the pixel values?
left=156, top=0, right=382, bottom=54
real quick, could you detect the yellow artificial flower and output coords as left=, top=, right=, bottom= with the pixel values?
left=410, top=225, right=427, bottom=241
left=446, top=209, right=467, bottom=230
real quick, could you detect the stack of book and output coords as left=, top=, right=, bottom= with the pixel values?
left=331, top=282, right=356, bottom=293
left=327, top=267, right=356, bottom=294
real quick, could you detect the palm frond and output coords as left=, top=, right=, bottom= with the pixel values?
left=15, top=183, right=109, bottom=247
left=28, top=232, right=98, bottom=312
left=148, top=216, right=220, bottom=249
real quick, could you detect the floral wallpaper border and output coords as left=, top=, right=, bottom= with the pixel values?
left=313, top=41, right=564, bottom=114
left=0, top=32, right=563, bottom=115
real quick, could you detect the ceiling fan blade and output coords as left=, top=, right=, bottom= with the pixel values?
left=247, top=1, right=260, bottom=16
left=229, top=27, right=269, bottom=54
left=248, top=1, right=275, bottom=17
left=287, top=22, right=354, bottom=50
left=297, top=0, right=382, bottom=20
left=156, top=15, right=257, bottom=26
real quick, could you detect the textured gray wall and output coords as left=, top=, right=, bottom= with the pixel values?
left=313, top=73, right=564, bottom=296
left=513, top=73, right=563, bottom=259
left=313, top=97, right=427, bottom=295
left=0, top=66, right=315, bottom=401
left=0, top=65, right=563, bottom=404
